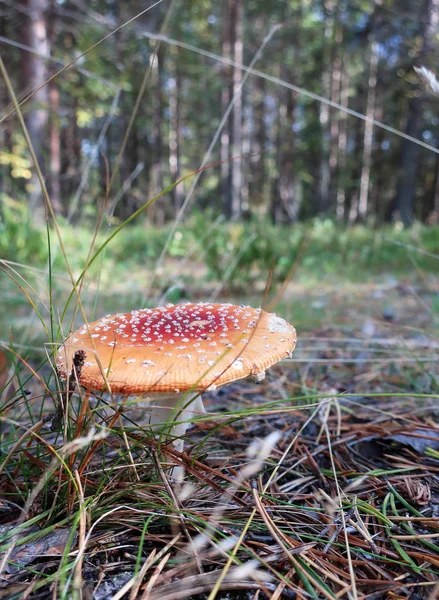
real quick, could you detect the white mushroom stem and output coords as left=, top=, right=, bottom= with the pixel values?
left=146, top=393, right=206, bottom=455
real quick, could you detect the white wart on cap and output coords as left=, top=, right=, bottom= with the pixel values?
left=57, top=303, right=296, bottom=394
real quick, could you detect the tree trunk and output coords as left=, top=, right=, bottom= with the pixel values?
left=47, top=0, right=62, bottom=214
left=347, top=116, right=365, bottom=223
left=270, top=65, right=282, bottom=224
left=241, top=94, right=250, bottom=216
left=221, top=1, right=232, bottom=218
left=0, top=12, right=13, bottom=201
left=249, top=74, right=266, bottom=209
left=21, top=0, right=50, bottom=216
left=335, top=54, right=349, bottom=221
left=277, top=65, right=299, bottom=223
left=369, top=97, right=387, bottom=226
left=168, top=46, right=183, bottom=214
left=62, top=86, right=82, bottom=219
left=318, top=5, right=334, bottom=214
left=230, top=0, right=244, bottom=220
left=328, top=2, right=343, bottom=212
left=432, top=154, right=439, bottom=221
left=149, top=49, right=165, bottom=225
left=358, top=39, right=379, bottom=221
left=394, top=0, right=438, bottom=226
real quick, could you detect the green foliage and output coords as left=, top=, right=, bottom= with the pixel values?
left=1, top=204, right=439, bottom=291
left=0, top=196, right=48, bottom=263
left=0, top=133, right=32, bottom=181
left=109, top=223, right=195, bottom=261
left=193, top=217, right=439, bottom=289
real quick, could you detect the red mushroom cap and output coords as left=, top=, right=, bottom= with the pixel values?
left=56, top=303, right=296, bottom=394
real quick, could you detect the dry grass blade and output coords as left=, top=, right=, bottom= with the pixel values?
left=148, top=571, right=264, bottom=600
left=129, top=549, right=158, bottom=600
left=321, top=399, right=358, bottom=598
left=72, top=469, right=86, bottom=594
left=140, top=553, right=171, bottom=600
left=253, top=486, right=348, bottom=598
left=152, top=449, right=203, bottom=573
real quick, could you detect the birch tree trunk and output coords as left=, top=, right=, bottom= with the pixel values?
left=230, top=0, right=244, bottom=220
left=221, top=0, right=232, bottom=218
left=358, top=39, right=379, bottom=221
left=168, top=46, right=183, bottom=214
left=336, top=55, right=349, bottom=221
left=319, top=5, right=334, bottom=213
left=328, top=3, right=343, bottom=212
left=149, top=49, right=165, bottom=225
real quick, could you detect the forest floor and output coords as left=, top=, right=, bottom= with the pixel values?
left=0, top=272, right=439, bottom=599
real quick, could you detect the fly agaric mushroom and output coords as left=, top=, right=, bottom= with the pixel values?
left=56, top=303, right=296, bottom=455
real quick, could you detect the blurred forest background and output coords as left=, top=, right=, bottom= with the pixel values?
left=1, top=0, right=438, bottom=228
left=1, top=0, right=439, bottom=313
